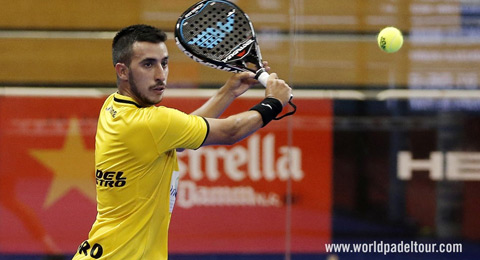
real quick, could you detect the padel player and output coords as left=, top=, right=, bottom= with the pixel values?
left=72, top=24, right=291, bottom=259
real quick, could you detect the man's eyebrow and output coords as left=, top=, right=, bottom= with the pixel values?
left=141, top=56, right=168, bottom=63
left=141, top=58, right=158, bottom=63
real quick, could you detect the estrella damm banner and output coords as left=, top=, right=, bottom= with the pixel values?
left=0, top=90, right=332, bottom=254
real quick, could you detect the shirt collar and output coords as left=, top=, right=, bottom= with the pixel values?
left=113, top=93, right=142, bottom=108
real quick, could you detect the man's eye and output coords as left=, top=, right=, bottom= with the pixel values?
left=144, top=63, right=152, bottom=68
left=161, top=61, right=168, bottom=68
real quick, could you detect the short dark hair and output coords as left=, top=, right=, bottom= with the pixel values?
left=112, top=24, right=167, bottom=66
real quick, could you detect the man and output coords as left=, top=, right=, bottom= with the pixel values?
left=73, top=24, right=291, bottom=259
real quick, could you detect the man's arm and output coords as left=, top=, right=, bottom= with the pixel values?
left=202, top=110, right=263, bottom=145
left=202, top=73, right=291, bottom=146
left=190, top=71, right=258, bottom=118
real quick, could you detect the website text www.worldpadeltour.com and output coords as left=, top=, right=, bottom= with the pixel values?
left=325, top=241, right=462, bottom=255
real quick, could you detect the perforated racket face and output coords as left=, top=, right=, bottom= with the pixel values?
left=176, top=0, right=255, bottom=62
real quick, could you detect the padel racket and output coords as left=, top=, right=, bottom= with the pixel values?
left=174, top=0, right=295, bottom=118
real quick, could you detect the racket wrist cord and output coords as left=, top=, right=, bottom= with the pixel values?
left=273, top=99, right=297, bottom=121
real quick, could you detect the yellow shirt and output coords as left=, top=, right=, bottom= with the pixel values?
left=73, top=93, right=208, bottom=259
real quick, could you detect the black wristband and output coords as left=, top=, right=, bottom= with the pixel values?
left=249, top=97, right=283, bottom=127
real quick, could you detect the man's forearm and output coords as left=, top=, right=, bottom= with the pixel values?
left=190, top=86, right=236, bottom=118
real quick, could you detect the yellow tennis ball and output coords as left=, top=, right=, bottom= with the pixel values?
left=377, top=27, right=403, bottom=53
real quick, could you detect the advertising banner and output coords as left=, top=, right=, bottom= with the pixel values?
left=0, top=92, right=332, bottom=254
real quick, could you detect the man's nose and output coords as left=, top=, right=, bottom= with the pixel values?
left=155, top=65, right=166, bottom=82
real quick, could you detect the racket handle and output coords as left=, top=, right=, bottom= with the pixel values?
left=255, top=69, right=294, bottom=100
left=255, top=69, right=269, bottom=87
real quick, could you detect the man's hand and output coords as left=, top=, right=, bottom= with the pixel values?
left=222, top=61, right=271, bottom=98
left=265, top=73, right=292, bottom=107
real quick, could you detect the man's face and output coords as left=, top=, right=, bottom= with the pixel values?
left=127, top=41, right=169, bottom=107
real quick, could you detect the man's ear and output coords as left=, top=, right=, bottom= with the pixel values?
left=115, top=63, right=129, bottom=81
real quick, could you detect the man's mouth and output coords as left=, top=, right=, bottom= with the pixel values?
left=152, top=85, right=165, bottom=93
